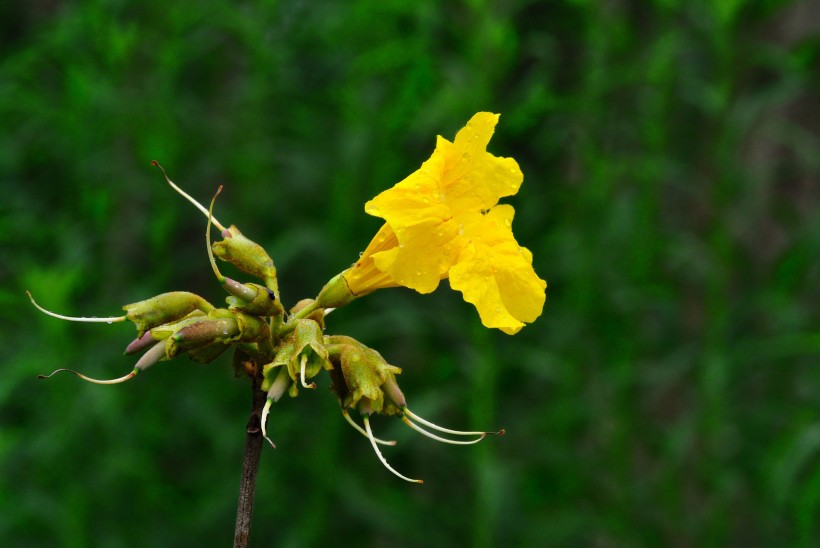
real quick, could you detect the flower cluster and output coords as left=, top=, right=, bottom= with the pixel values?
left=30, top=113, right=544, bottom=482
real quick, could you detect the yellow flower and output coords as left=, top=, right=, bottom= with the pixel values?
left=343, top=112, right=546, bottom=335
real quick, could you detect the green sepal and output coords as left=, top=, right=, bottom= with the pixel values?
left=148, top=310, right=208, bottom=340
left=261, top=361, right=281, bottom=392
left=261, top=319, right=331, bottom=394
left=212, top=226, right=278, bottom=294
left=187, top=342, right=229, bottom=364
left=279, top=319, right=332, bottom=380
left=325, top=335, right=402, bottom=415
left=314, top=272, right=357, bottom=310
left=165, top=317, right=235, bottom=358
left=227, top=310, right=269, bottom=344
left=124, top=292, right=214, bottom=337
left=226, top=283, right=284, bottom=317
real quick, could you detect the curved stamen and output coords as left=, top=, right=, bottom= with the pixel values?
left=403, top=406, right=505, bottom=437
left=342, top=409, right=396, bottom=446
left=206, top=186, right=227, bottom=284
left=27, top=291, right=126, bottom=323
left=259, top=367, right=291, bottom=449
left=152, top=160, right=226, bottom=232
left=260, top=397, right=276, bottom=449
left=206, top=187, right=257, bottom=302
left=401, top=416, right=485, bottom=445
left=363, top=415, right=422, bottom=484
left=38, top=368, right=137, bottom=385
left=299, top=354, right=316, bottom=389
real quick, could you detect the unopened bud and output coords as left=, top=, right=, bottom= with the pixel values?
left=212, top=226, right=278, bottom=292
left=124, top=292, right=214, bottom=337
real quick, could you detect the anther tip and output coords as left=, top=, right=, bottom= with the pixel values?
left=36, top=375, right=47, bottom=379
left=150, top=160, right=159, bottom=166
left=496, top=429, right=506, bottom=436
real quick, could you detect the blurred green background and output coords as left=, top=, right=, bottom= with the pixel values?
left=2, top=0, right=820, bottom=545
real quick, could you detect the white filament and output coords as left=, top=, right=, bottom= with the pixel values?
left=261, top=398, right=276, bottom=449
left=342, top=409, right=396, bottom=446
left=27, top=291, right=126, bottom=323
left=38, top=368, right=136, bottom=385
left=153, top=161, right=226, bottom=232
left=401, top=416, right=485, bottom=445
left=299, top=354, right=316, bottom=389
left=403, top=406, right=500, bottom=437
left=363, top=415, right=422, bottom=484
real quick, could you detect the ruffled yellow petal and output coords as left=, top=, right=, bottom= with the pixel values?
left=449, top=244, right=545, bottom=334
left=449, top=209, right=546, bottom=335
left=441, top=113, right=523, bottom=214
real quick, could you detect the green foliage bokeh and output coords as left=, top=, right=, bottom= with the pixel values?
left=2, top=1, right=820, bottom=545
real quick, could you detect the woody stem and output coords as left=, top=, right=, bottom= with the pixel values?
left=233, top=370, right=266, bottom=548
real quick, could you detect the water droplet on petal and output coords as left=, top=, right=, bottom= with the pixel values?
left=416, top=270, right=422, bottom=276
left=106, top=321, right=113, bottom=325
left=504, top=219, right=511, bottom=227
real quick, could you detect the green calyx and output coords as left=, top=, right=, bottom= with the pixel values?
left=261, top=318, right=331, bottom=394
left=124, top=292, right=214, bottom=337
left=313, top=272, right=357, bottom=310
left=225, top=282, right=284, bottom=318
left=212, top=226, right=279, bottom=297
left=325, top=335, right=403, bottom=416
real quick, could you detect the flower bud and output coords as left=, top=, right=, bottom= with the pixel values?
left=225, top=283, right=284, bottom=318
left=123, top=292, right=214, bottom=337
left=212, top=226, right=278, bottom=291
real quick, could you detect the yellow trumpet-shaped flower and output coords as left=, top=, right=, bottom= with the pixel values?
left=342, top=112, right=546, bottom=334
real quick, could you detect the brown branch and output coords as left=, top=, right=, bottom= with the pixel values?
left=233, top=372, right=267, bottom=548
